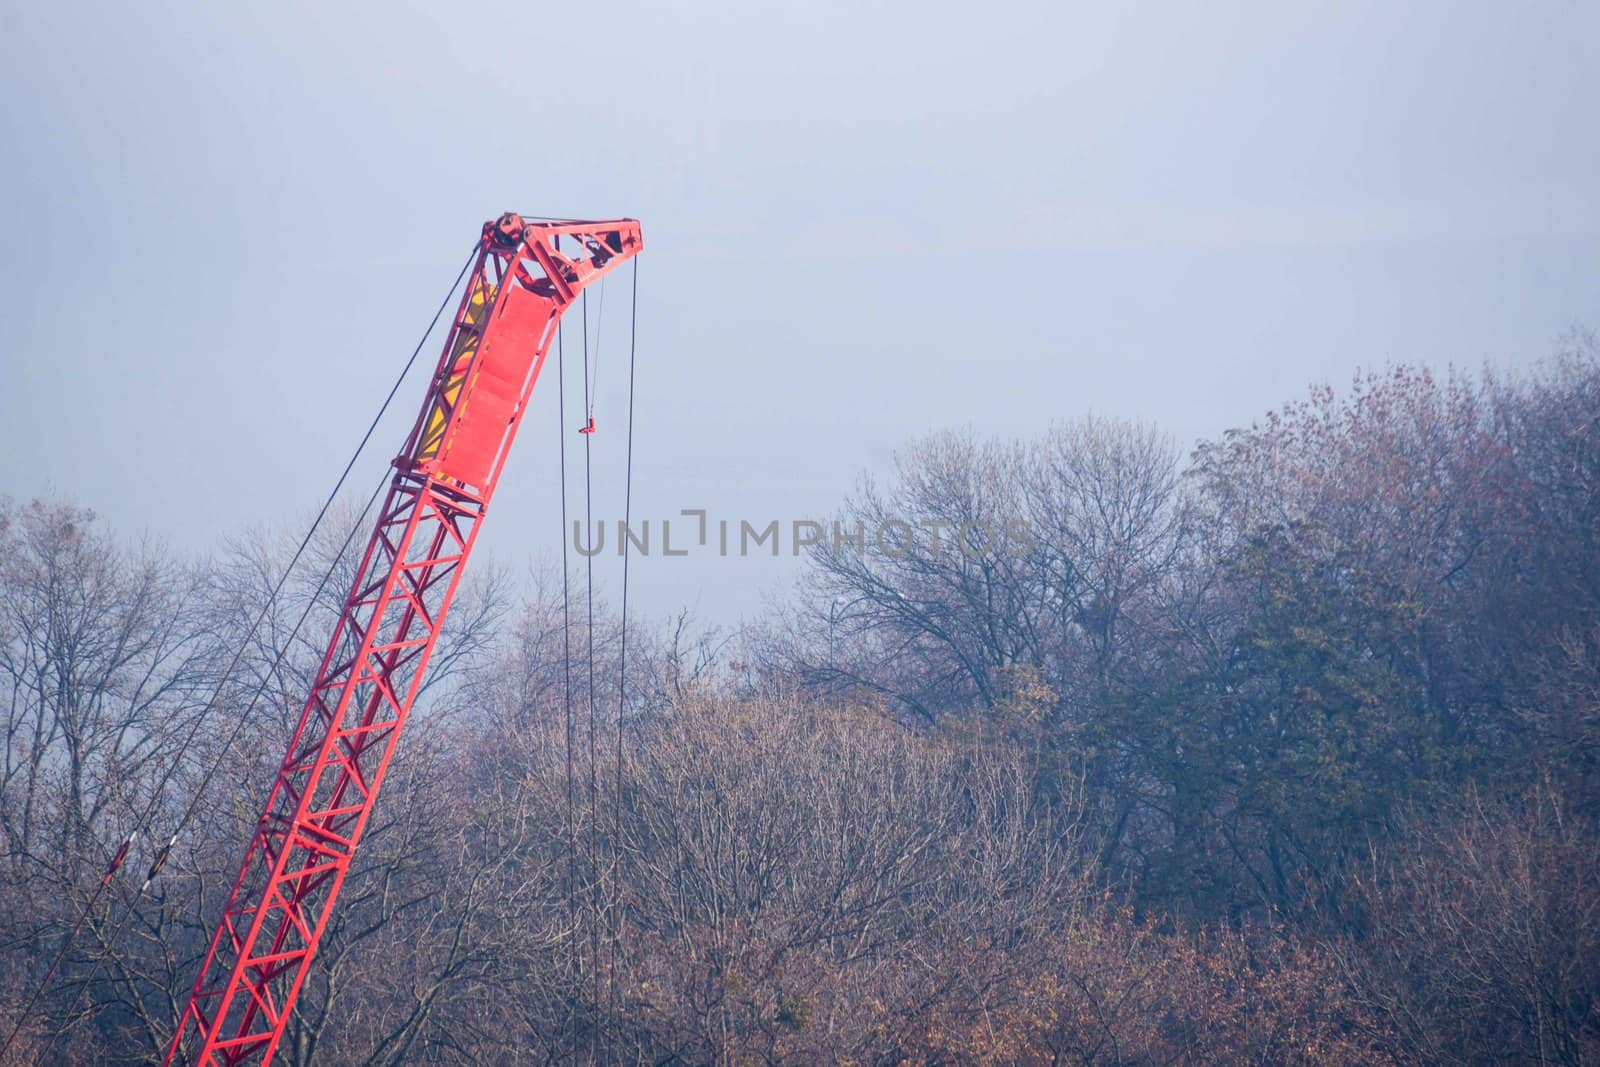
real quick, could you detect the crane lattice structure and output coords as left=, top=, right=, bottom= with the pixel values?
left=166, top=213, right=643, bottom=1066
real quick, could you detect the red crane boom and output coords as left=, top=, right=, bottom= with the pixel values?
left=166, top=213, right=643, bottom=1065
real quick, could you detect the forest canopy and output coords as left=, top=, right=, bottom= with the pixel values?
left=3, top=336, right=1598, bottom=1065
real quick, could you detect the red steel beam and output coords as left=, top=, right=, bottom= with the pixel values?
left=166, top=214, right=643, bottom=1066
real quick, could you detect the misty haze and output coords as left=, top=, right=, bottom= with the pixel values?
left=2, top=2, right=1597, bottom=1064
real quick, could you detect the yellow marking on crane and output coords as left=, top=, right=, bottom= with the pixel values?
left=416, top=277, right=494, bottom=462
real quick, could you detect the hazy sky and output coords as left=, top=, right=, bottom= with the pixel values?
left=2, top=0, right=1596, bottom=624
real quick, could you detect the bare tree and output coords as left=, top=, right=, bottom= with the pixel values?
left=0, top=499, right=216, bottom=1060
left=1339, top=785, right=1600, bottom=1065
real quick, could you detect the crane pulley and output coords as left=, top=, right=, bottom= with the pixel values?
left=165, top=213, right=643, bottom=1066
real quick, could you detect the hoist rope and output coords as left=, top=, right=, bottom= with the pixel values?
left=607, top=255, right=640, bottom=1032
left=9, top=244, right=477, bottom=1060
left=554, top=244, right=580, bottom=1053
left=579, top=285, right=604, bottom=1061
left=0, top=834, right=131, bottom=1062
left=38, top=475, right=392, bottom=1061
left=142, top=242, right=478, bottom=859
left=586, top=276, right=607, bottom=421
left=560, top=262, right=638, bottom=1060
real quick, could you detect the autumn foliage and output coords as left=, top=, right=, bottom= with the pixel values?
left=3, top=338, right=1598, bottom=1063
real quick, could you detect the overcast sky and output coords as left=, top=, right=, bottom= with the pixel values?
left=2, top=0, right=1596, bottom=624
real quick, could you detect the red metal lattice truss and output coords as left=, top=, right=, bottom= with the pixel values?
left=165, top=214, right=643, bottom=1066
